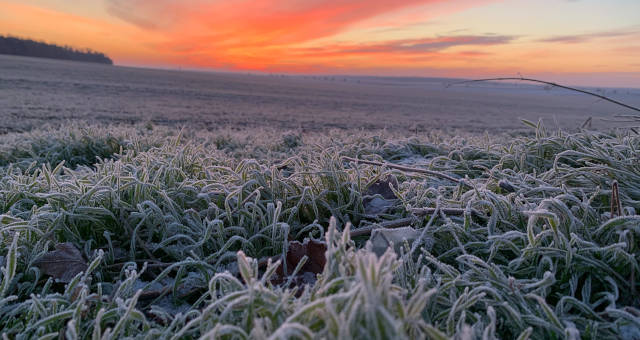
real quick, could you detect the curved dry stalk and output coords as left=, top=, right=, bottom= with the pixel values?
left=447, top=77, right=640, bottom=113
left=342, top=156, right=463, bottom=184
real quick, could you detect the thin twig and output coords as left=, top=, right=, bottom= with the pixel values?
left=105, top=260, right=172, bottom=270
left=138, top=287, right=171, bottom=301
left=351, top=217, right=417, bottom=237
left=138, top=284, right=207, bottom=303
left=412, top=207, right=484, bottom=218
left=351, top=207, right=487, bottom=238
left=447, top=77, right=640, bottom=113
left=342, top=156, right=462, bottom=183
left=349, top=227, right=374, bottom=238
left=379, top=217, right=417, bottom=228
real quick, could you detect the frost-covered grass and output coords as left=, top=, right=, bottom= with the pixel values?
left=0, top=122, right=639, bottom=339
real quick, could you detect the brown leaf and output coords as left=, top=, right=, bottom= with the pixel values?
left=282, top=238, right=327, bottom=276
left=365, top=176, right=398, bottom=200
left=272, top=238, right=327, bottom=288
left=34, top=242, right=88, bottom=283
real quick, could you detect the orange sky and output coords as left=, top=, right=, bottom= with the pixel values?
left=1, top=0, right=639, bottom=86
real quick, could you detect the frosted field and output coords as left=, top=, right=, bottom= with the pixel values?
left=2, top=54, right=639, bottom=134
left=2, top=54, right=640, bottom=338
left=2, top=123, right=640, bottom=338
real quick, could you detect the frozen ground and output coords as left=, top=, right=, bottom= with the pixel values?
left=2, top=55, right=640, bottom=338
left=1, top=54, right=639, bottom=134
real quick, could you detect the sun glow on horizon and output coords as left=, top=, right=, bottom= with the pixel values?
left=1, top=0, right=639, bottom=87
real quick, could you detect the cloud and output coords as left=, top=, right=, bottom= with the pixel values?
left=105, top=0, right=439, bottom=39
left=296, top=34, right=515, bottom=55
left=538, top=28, right=640, bottom=44
left=102, top=0, right=497, bottom=69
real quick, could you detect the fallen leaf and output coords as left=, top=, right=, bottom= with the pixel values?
left=370, top=227, right=424, bottom=256
left=363, top=176, right=399, bottom=216
left=281, top=238, right=327, bottom=276
left=365, top=176, right=398, bottom=200
left=34, top=242, right=88, bottom=283
left=272, top=238, right=327, bottom=287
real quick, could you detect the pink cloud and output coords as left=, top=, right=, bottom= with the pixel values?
left=103, top=0, right=495, bottom=69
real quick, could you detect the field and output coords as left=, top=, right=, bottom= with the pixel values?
left=1, top=56, right=640, bottom=339
left=2, top=54, right=640, bottom=134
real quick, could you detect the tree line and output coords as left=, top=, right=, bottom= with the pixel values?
left=0, top=35, right=113, bottom=65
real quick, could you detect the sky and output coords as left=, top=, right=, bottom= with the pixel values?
left=0, top=0, right=639, bottom=87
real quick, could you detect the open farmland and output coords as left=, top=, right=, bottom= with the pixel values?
left=2, top=54, right=639, bottom=134
left=1, top=54, right=640, bottom=339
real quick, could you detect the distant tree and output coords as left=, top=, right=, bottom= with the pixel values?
left=0, top=35, right=113, bottom=65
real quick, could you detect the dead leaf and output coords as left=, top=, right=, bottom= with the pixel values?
left=365, top=176, right=398, bottom=200
left=34, top=242, right=88, bottom=283
left=272, top=238, right=327, bottom=287
left=281, top=238, right=327, bottom=276
left=363, top=176, right=398, bottom=216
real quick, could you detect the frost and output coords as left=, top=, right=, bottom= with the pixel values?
left=370, top=227, right=423, bottom=256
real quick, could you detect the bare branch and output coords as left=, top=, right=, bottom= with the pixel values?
left=351, top=207, right=485, bottom=237
left=447, top=77, right=640, bottom=113
left=342, top=156, right=463, bottom=184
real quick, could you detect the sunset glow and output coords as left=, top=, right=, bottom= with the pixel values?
left=1, top=0, right=639, bottom=86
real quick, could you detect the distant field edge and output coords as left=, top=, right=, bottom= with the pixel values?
left=0, top=35, right=113, bottom=65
